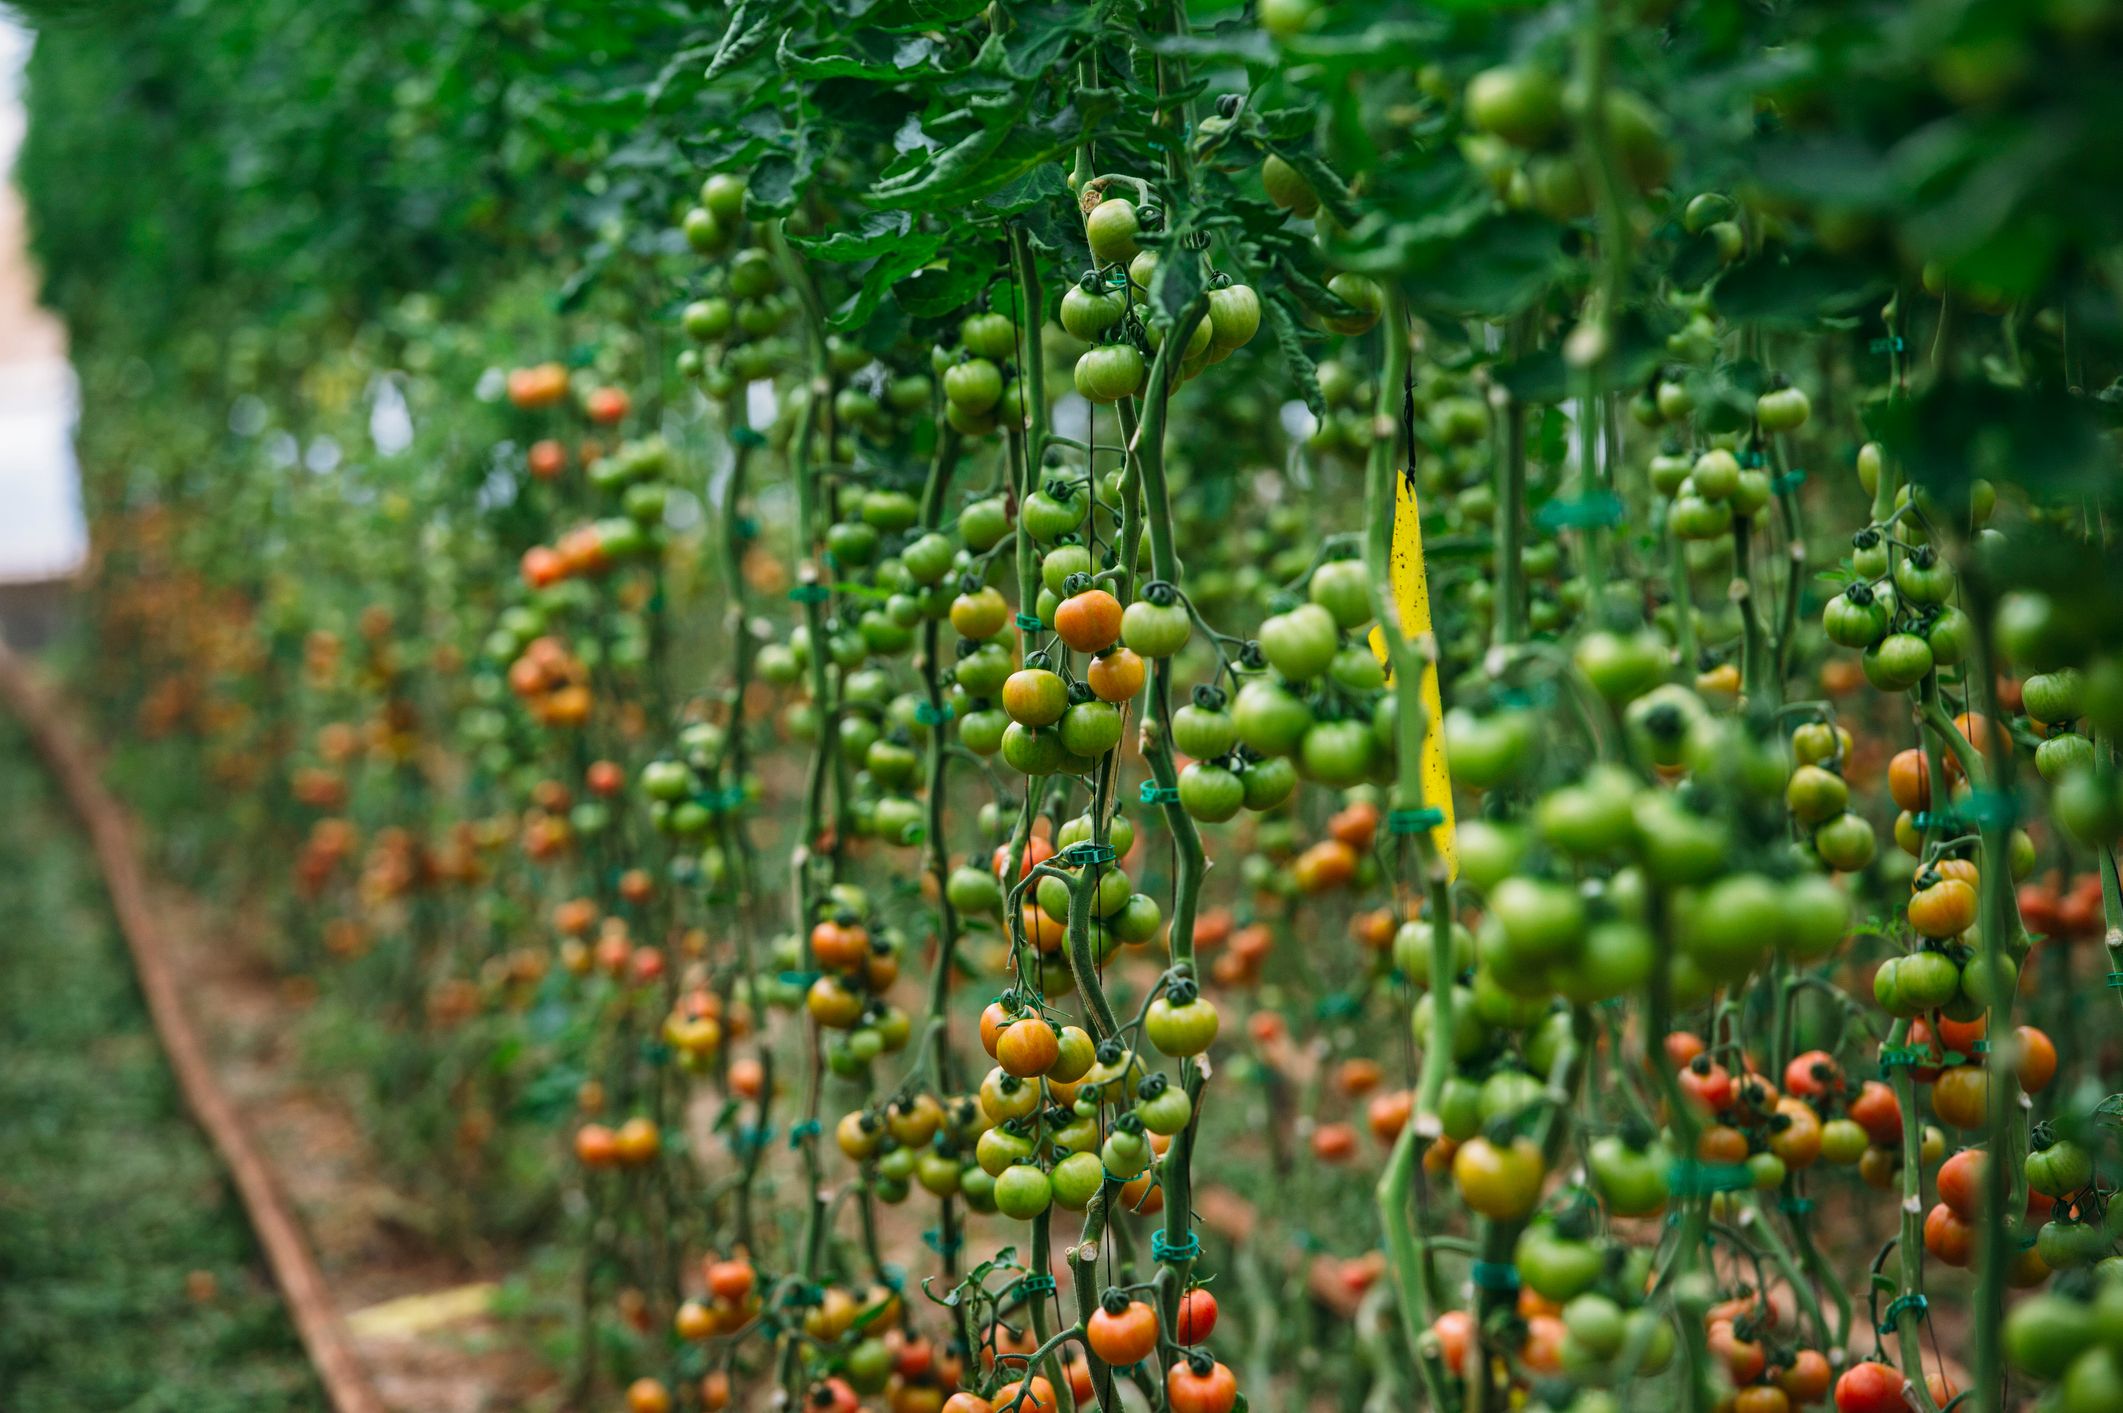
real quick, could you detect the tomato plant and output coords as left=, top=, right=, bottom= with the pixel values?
left=21, top=0, right=2123, bottom=1409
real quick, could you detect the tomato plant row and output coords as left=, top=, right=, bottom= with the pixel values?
left=19, top=1, right=2123, bottom=1412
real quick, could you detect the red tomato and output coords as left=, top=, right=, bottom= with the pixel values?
left=1834, top=1360, right=1912, bottom=1413
left=1937, top=1148, right=1986, bottom=1220
left=1176, top=1288, right=1219, bottom=1345
left=1431, top=1309, right=1473, bottom=1375
left=1848, top=1081, right=1903, bottom=1146
left=1783, top=1049, right=1843, bottom=1098
left=1165, top=1357, right=1238, bottom=1413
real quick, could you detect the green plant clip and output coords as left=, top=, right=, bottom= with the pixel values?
left=1869, top=336, right=1907, bottom=354
left=1386, top=807, right=1444, bottom=835
left=1666, top=1159, right=1754, bottom=1195
left=1773, top=469, right=1807, bottom=493
left=1014, top=612, right=1044, bottom=631
left=1738, top=450, right=1765, bottom=469
left=914, top=701, right=955, bottom=725
left=788, top=583, right=831, bottom=604
left=787, top=1118, right=822, bottom=1148
left=1877, top=1292, right=1927, bottom=1333
left=1314, top=991, right=1364, bottom=1022
left=731, top=426, right=767, bottom=449
left=1959, top=789, right=2019, bottom=827
left=922, top=1227, right=963, bottom=1256
left=1140, top=782, right=1181, bottom=805
left=1014, top=1273, right=1059, bottom=1298
left=1151, top=1230, right=1201, bottom=1263
left=1470, top=1259, right=1521, bottom=1291
left=1059, top=842, right=1116, bottom=867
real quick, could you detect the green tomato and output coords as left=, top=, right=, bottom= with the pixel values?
left=1862, top=632, right=1934, bottom=692
left=1515, top=1223, right=1604, bottom=1302
left=1232, top=677, right=1314, bottom=757
left=1178, top=762, right=1245, bottom=822
left=1050, top=1150, right=1105, bottom=1210
left=1298, top=718, right=1375, bottom=787
left=1146, top=992, right=1220, bottom=1056
left=1121, top=597, right=1192, bottom=657
left=1588, top=1135, right=1669, bottom=1216
left=992, top=1163, right=1053, bottom=1220
left=2005, top=1294, right=2099, bottom=1379
left=1085, top=197, right=1141, bottom=264
left=1074, top=344, right=1145, bottom=404
left=1464, top=65, right=1564, bottom=148
left=1307, top=559, right=1374, bottom=630
left=1239, top=754, right=1298, bottom=810
left=1258, top=603, right=1340, bottom=680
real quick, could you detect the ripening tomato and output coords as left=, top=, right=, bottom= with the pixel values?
left=1086, top=1295, right=1160, bottom=1366
left=1708, top=1319, right=1766, bottom=1383
left=991, top=1377, right=1057, bottom=1413
left=1924, top=1202, right=1973, bottom=1266
left=705, top=1258, right=754, bottom=1304
left=622, top=1379, right=674, bottom=1413
left=1166, top=1356, right=1238, bottom=1413
left=1054, top=588, right=1123, bottom=653
left=1367, top=1089, right=1414, bottom=1144
left=1887, top=749, right=1931, bottom=810
left=1931, top=1066, right=1989, bottom=1130
left=1833, top=1360, right=1911, bottom=1413
left=1176, top=1287, right=1218, bottom=1345
left=1451, top=1135, right=1545, bottom=1220
left=1848, top=1081, right=1903, bottom=1146
left=1769, top=1097, right=1823, bottom=1168
left=1665, top=1031, right=1707, bottom=1067
left=1908, top=877, right=1978, bottom=938
left=1782, top=1049, right=1842, bottom=1098
left=586, top=386, right=631, bottom=424
left=1778, top=1348, right=1833, bottom=1402
left=996, top=1017, right=1061, bottom=1077
left=1312, top=1122, right=1358, bottom=1163
left=1735, top=1386, right=1793, bottom=1413
left=1430, top=1308, right=1473, bottom=1374
left=2017, top=1025, right=2058, bottom=1093
left=1938, top=1148, right=1987, bottom=1220
left=1678, top=1058, right=1734, bottom=1114
left=1087, top=647, right=1145, bottom=703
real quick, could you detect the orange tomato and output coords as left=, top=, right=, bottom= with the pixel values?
left=1931, top=1066, right=1989, bottom=1130
left=625, top=1378, right=672, bottom=1413
left=1924, top=1202, right=1973, bottom=1266
left=1776, top=1348, right=1832, bottom=1402
left=1053, top=589, right=1124, bottom=653
left=1087, top=647, right=1146, bottom=702
left=1938, top=1148, right=1987, bottom=1220
left=2016, top=1025, right=2058, bottom=1093
left=1431, top=1309, right=1473, bottom=1374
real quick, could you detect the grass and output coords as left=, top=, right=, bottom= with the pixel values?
left=0, top=721, right=326, bottom=1412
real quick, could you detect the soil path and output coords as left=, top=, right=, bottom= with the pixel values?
left=0, top=645, right=537, bottom=1412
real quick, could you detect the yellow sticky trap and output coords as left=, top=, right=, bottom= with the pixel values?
left=1368, top=470, right=1457, bottom=879
left=344, top=1282, right=497, bottom=1338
